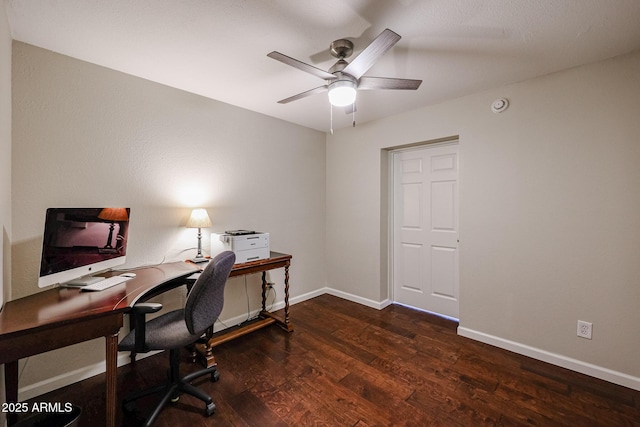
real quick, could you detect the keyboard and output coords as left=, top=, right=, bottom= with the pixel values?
left=81, top=275, right=133, bottom=292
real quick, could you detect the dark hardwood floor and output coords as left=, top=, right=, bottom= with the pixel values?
left=23, top=294, right=640, bottom=426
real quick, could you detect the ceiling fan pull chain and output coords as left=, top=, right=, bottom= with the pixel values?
left=352, top=103, right=356, bottom=127
left=330, top=103, right=334, bottom=135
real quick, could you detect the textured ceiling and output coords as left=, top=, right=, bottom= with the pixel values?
left=6, top=0, right=640, bottom=132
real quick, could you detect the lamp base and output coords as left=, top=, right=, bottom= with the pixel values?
left=189, top=256, right=209, bottom=264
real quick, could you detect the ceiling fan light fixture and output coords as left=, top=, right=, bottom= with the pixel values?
left=328, top=80, right=357, bottom=107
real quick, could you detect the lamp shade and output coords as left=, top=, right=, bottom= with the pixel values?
left=98, top=208, right=129, bottom=222
left=328, top=80, right=357, bottom=107
left=186, top=208, right=212, bottom=228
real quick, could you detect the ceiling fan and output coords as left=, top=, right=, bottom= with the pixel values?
left=267, top=28, right=422, bottom=127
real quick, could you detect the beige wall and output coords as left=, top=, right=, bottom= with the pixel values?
left=11, top=41, right=326, bottom=397
left=326, top=50, right=640, bottom=388
left=1, top=0, right=11, bottom=310
left=1, top=2, right=12, bottom=421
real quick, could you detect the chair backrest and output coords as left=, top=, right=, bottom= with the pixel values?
left=184, top=251, right=235, bottom=334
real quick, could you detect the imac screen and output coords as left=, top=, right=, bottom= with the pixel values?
left=38, top=208, right=130, bottom=288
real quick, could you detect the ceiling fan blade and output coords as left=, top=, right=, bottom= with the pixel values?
left=277, top=85, right=328, bottom=104
left=268, top=51, right=336, bottom=80
left=358, top=76, right=422, bottom=90
left=342, top=29, right=401, bottom=79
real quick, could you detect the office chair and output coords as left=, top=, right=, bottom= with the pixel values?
left=118, top=251, right=235, bottom=427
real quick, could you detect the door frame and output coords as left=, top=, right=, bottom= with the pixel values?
left=386, top=137, right=460, bottom=318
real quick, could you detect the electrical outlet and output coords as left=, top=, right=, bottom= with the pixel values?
left=577, top=320, right=592, bottom=340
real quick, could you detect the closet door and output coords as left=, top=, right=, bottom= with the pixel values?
left=393, top=142, right=459, bottom=318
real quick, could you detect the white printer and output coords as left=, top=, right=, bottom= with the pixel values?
left=210, top=231, right=270, bottom=263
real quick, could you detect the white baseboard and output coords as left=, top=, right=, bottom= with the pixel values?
left=18, top=350, right=162, bottom=401
left=324, top=287, right=393, bottom=310
left=458, top=326, right=640, bottom=392
left=211, top=287, right=326, bottom=332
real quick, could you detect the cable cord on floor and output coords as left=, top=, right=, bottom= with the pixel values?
left=267, top=287, right=277, bottom=312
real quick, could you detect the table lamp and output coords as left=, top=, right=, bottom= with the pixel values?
left=186, top=208, right=212, bottom=263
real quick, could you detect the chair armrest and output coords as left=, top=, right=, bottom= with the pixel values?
left=131, top=303, right=163, bottom=353
left=133, top=302, right=163, bottom=314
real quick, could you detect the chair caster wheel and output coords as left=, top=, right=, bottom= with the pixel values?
left=211, top=370, right=220, bottom=382
left=205, top=402, right=216, bottom=416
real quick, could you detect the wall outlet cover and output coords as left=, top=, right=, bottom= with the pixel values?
left=577, top=320, right=593, bottom=339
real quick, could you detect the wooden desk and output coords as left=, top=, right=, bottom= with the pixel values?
left=196, top=251, right=293, bottom=367
left=0, top=262, right=199, bottom=427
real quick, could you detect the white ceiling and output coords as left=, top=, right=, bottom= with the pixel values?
left=6, top=0, right=640, bottom=132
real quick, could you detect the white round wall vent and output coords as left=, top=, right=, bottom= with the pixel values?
left=491, top=98, right=509, bottom=113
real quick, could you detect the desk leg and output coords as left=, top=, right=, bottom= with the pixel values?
left=261, top=271, right=267, bottom=312
left=105, top=333, right=118, bottom=427
left=5, top=360, right=18, bottom=426
left=284, top=261, right=292, bottom=329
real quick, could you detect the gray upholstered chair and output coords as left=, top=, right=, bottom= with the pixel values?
left=118, top=250, right=235, bottom=427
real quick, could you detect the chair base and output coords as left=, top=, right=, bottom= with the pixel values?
left=123, top=348, right=218, bottom=427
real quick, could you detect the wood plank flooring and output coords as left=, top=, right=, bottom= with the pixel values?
left=23, top=294, right=640, bottom=426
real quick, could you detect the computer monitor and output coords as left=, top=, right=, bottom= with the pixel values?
left=38, top=208, right=131, bottom=288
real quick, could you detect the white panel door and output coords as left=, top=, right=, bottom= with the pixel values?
left=392, top=143, right=459, bottom=318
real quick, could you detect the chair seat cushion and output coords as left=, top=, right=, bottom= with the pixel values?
left=119, top=309, right=205, bottom=352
